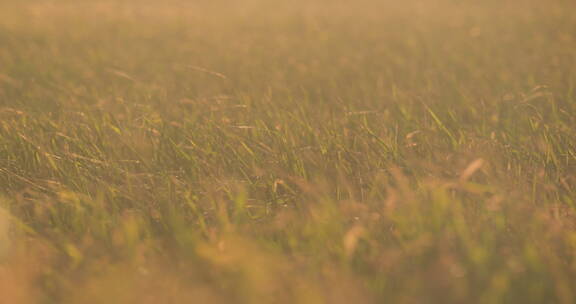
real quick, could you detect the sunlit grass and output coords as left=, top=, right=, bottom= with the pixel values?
left=0, top=0, right=575, bottom=303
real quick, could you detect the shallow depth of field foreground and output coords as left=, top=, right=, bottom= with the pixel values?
left=0, top=0, right=575, bottom=303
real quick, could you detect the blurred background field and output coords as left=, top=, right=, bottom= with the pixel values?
left=0, top=0, right=575, bottom=303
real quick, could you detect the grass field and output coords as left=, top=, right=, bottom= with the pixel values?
left=0, top=0, right=575, bottom=303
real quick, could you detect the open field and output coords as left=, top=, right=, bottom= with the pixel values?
left=0, top=0, right=575, bottom=303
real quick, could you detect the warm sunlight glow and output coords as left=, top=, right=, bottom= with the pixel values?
left=0, top=0, right=575, bottom=303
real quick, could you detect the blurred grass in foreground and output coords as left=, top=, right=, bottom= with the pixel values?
left=0, top=0, right=575, bottom=303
